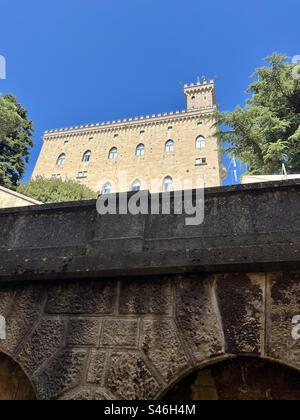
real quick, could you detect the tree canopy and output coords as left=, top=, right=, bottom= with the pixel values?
left=215, top=54, right=300, bottom=175
left=0, top=94, right=33, bottom=189
left=18, top=177, right=97, bottom=203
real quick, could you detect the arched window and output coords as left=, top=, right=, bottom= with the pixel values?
left=196, top=136, right=206, bottom=150
left=131, top=179, right=141, bottom=192
left=101, top=182, right=112, bottom=195
left=136, top=143, right=145, bottom=157
left=108, top=147, right=118, bottom=160
left=82, top=150, right=92, bottom=162
left=56, top=154, right=66, bottom=166
left=163, top=176, right=173, bottom=192
left=165, top=139, right=174, bottom=153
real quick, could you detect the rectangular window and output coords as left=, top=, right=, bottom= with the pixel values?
left=51, top=174, right=61, bottom=179
left=195, top=158, right=207, bottom=166
left=77, top=171, right=88, bottom=179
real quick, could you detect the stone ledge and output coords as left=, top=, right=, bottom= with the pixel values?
left=0, top=180, right=299, bottom=283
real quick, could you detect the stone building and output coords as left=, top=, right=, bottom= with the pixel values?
left=32, top=80, right=225, bottom=193
left=0, top=186, right=42, bottom=209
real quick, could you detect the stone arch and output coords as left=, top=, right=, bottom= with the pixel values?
left=0, top=351, right=36, bottom=400
left=157, top=355, right=300, bottom=401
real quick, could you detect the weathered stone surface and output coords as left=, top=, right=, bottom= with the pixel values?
left=142, top=319, right=190, bottom=382
left=107, top=352, right=161, bottom=399
left=216, top=273, right=264, bottom=354
left=33, top=350, right=87, bottom=400
left=0, top=286, right=45, bottom=354
left=63, top=388, right=94, bottom=401
left=17, top=318, right=65, bottom=375
left=87, top=350, right=107, bottom=385
left=119, top=277, right=171, bottom=314
left=46, top=280, right=117, bottom=314
left=66, top=319, right=100, bottom=346
left=1, top=181, right=299, bottom=283
left=266, top=272, right=300, bottom=369
left=102, top=319, right=139, bottom=348
left=176, top=275, right=224, bottom=362
left=94, top=389, right=111, bottom=400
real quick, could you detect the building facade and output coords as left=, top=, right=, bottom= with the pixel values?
left=32, top=80, right=225, bottom=193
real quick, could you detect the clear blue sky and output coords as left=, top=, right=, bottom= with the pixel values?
left=0, top=0, right=299, bottom=185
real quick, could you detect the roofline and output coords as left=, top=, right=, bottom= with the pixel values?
left=43, top=106, right=217, bottom=139
left=0, top=186, right=43, bottom=205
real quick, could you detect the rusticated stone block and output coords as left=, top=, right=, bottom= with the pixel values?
left=216, top=273, right=264, bottom=354
left=66, top=319, right=100, bottom=346
left=119, top=277, right=171, bottom=315
left=17, top=318, right=65, bottom=374
left=0, top=286, right=45, bottom=354
left=87, top=350, right=107, bottom=385
left=266, top=272, right=300, bottom=369
left=107, top=352, right=161, bottom=399
left=94, top=389, right=111, bottom=400
left=176, top=275, right=224, bottom=362
left=102, top=319, right=139, bottom=348
left=46, top=280, right=117, bottom=314
left=63, top=388, right=93, bottom=401
left=141, top=319, right=190, bottom=382
left=33, top=350, right=87, bottom=400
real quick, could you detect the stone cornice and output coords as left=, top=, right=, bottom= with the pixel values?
left=43, top=106, right=217, bottom=140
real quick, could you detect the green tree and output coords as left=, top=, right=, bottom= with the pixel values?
left=215, top=54, right=300, bottom=175
left=18, top=177, right=97, bottom=203
left=0, top=94, right=34, bottom=189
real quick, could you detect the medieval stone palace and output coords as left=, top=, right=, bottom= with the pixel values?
left=32, top=80, right=225, bottom=193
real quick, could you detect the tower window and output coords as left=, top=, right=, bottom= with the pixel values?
left=108, top=147, right=118, bottom=160
left=163, top=176, right=173, bottom=192
left=165, top=139, right=174, bottom=153
left=101, top=182, right=112, bottom=195
left=131, top=179, right=141, bottom=192
left=136, top=143, right=145, bottom=157
left=196, top=136, right=206, bottom=150
left=56, top=154, right=66, bottom=166
left=82, top=150, right=92, bottom=162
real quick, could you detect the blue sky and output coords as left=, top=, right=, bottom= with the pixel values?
left=0, top=0, right=299, bottom=185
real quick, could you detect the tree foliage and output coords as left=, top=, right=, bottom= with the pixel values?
left=215, top=54, right=300, bottom=174
left=18, top=177, right=97, bottom=203
left=0, top=94, right=33, bottom=188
